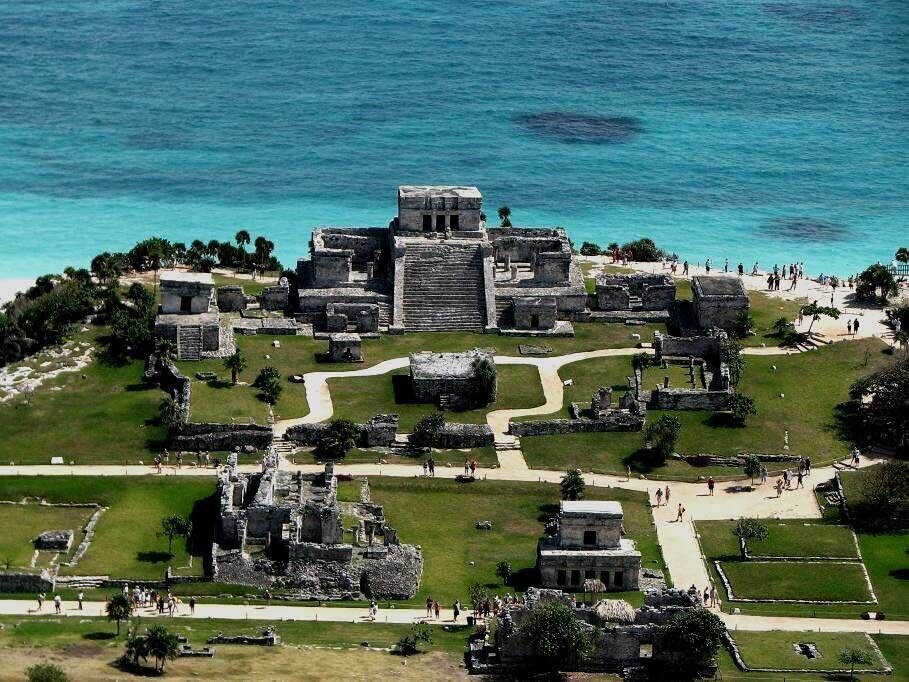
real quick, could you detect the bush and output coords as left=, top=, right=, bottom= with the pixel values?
left=579, top=241, right=602, bottom=256
left=855, top=264, right=898, bottom=303
left=253, top=366, right=283, bottom=404
left=411, top=412, right=445, bottom=447
left=644, top=415, right=681, bottom=465
left=620, top=238, right=664, bottom=262
left=659, top=609, right=725, bottom=678
left=729, top=393, right=756, bottom=424
left=316, top=418, right=359, bottom=459
left=560, top=469, right=586, bottom=500
left=396, top=623, right=432, bottom=656
left=496, top=560, right=512, bottom=585
left=517, top=601, right=591, bottom=671
left=26, top=664, right=68, bottom=682
left=472, top=357, right=497, bottom=403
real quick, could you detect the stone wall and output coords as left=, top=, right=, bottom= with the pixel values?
left=649, top=387, right=734, bottom=411
left=217, top=285, right=247, bottom=312
left=513, top=297, right=558, bottom=330
left=0, top=571, right=55, bottom=593
left=284, top=415, right=399, bottom=448
left=260, top=285, right=289, bottom=311
left=654, top=331, right=721, bottom=361
left=425, top=422, right=494, bottom=449
left=509, top=413, right=645, bottom=436
left=326, top=302, right=379, bottom=333
left=533, top=249, right=572, bottom=285
left=172, top=423, right=274, bottom=451
left=313, top=251, right=352, bottom=286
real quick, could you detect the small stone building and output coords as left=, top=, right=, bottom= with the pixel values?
left=595, top=273, right=676, bottom=316
left=513, top=296, right=558, bottom=330
left=328, top=333, right=363, bottom=362
left=409, top=348, right=497, bottom=409
left=154, top=272, right=225, bottom=361
left=692, top=275, right=749, bottom=330
left=537, top=500, right=641, bottom=591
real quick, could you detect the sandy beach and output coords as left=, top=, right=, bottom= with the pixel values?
left=0, top=278, right=35, bottom=305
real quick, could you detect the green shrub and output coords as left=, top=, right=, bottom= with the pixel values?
left=620, top=238, right=664, bottom=262
left=26, top=664, right=68, bottom=682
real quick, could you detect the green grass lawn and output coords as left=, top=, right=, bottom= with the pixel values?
left=211, top=272, right=273, bottom=296
left=0, top=330, right=168, bottom=465
left=717, top=560, right=873, bottom=602
left=0, top=505, right=95, bottom=569
left=729, top=631, right=887, bottom=672
left=338, top=477, right=665, bottom=606
left=0, top=477, right=214, bottom=580
left=328, top=364, right=546, bottom=430
left=522, top=338, right=890, bottom=477
left=697, top=520, right=858, bottom=559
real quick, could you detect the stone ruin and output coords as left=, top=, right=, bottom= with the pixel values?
left=327, top=333, right=363, bottom=363
left=34, top=529, right=74, bottom=551
left=469, top=587, right=712, bottom=677
left=632, top=328, right=735, bottom=411
left=212, top=455, right=422, bottom=600
left=537, top=501, right=642, bottom=592
left=154, top=272, right=230, bottom=361
left=409, top=348, right=497, bottom=410
left=692, top=275, right=749, bottom=330
left=593, top=273, right=677, bottom=322
left=294, top=186, right=586, bottom=335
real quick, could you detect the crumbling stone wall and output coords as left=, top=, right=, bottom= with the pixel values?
left=285, top=415, right=399, bottom=448
left=326, top=302, right=379, bottom=333
left=509, top=413, right=644, bottom=436
left=171, top=423, right=273, bottom=451
left=423, top=422, right=494, bottom=448
left=0, top=571, right=55, bottom=593
left=260, top=285, right=289, bottom=311
left=217, top=285, right=247, bottom=312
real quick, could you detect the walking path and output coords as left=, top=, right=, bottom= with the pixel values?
left=2, top=598, right=906, bottom=636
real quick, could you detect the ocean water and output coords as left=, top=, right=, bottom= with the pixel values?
left=0, top=0, right=906, bottom=279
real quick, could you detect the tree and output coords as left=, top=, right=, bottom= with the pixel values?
left=772, top=317, right=793, bottom=337
left=720, top=335, right=745, bottom=387
left=801, top=302, right=840, bottom=334
left=317, top=418, right=359, bottom=459
left=497, top=205, right=512, bottom=228
left=145, top=624, right=180, bottom=672
left=90, top=252, right=122, bottom=286
left=224, top=348, right=247, bottom=385
left=848, top=461, right=909, bottom=531
left=25, top=664, right=68, bottom=682
left=495, top=560, right=512, bottom=585
left=516, top=600, right=591, bottom=672
left=159, top=514, right=191, bottom=555
left=124, top=629, right=149, bottom=667
left=396, top=623, right=433, bottom=656
left=472, top=356, right=497, bottom=403
left=729, top=393, right=756, bottom=424
left=644, top=415, right=681, bottom=465
left=253, top=236, right=276, bottom=275
left=896, top=247, right=909, bottom=264
left=742, top=454, right=761, bottom=485
left=849, top=355, right=909, bottom=455
left=155, top=338, right=176, bottom=365
left=838, top=647, right=873, bottom=679
left=106, top=593, right=133, bottom=635
left=410, top=412, right=445, bottom=447
left=855, top=264, right=898, bottom=304
left=620, top=237, right=664, bottom=262
left=734, top=312, right=755, bottom=338
left=659, top=609, right=726, bottom=678
left=731, top=517, right=768, bottom=559
left=560, top=469, right=586, bottom=500
left=235, top=230, right=251, bottom=249
left=579, top=241, right=602, bottom=256
left=468, top=581, right=488, bottom=616
left=253, top=366, right=282, bottom=404
left=895, top=329, right=909, bottom=352
left=158, top=397, right=184, bottom=429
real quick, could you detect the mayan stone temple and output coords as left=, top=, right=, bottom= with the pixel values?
left=295, top=185, right=586, bottom=335
left=213, top=456, right=423, bottom=600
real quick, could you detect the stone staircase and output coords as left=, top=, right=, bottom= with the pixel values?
left=55, top=575, right=108, bottom=589
left=402, top=242, right=487, bottom=331
left=272, top=438, right=297, bottom=463
left=177, top=325, right=202, bottom=361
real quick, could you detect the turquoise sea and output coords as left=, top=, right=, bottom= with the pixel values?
left=0, top=0, right=906, bottom=279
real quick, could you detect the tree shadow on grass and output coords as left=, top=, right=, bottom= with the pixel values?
left=137, top=551, right=172, bottom=563
left=890, top=568, right=909, bottom=581
left=703, top=412, right=745, bottom=429
left=83, top=631, right=116, bottom=641
left=206, top=379, right=234, bottom=389
left=831, top=399, right=867, bottom=446
left=125, top=382, right=157, bottom=392
left=511, top=567, right=539, bottom=592
left=391, top=375, right=418, bottom=405
left=537, top=503, right=559, bottom=522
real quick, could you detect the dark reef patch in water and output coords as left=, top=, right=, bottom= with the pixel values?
left=761, top=3, right=862, bottom=25
left=762, top=217, right=850, bottom=243
left=513, top=112, right=642, bottom=144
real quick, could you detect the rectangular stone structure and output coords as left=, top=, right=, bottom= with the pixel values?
left=692, top=275, right=749, bottom=330
left=328, top=332, right=363, bottom=362
left=409, top=348, right=496, bottom=408
left=397, top=185, right=483, bottom=234
left=513, top=296, right=558, bottom=330
left=160, top=272, right=215, bottom=314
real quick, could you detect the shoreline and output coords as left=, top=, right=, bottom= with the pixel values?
left=0, top=278, right=36, bottom=305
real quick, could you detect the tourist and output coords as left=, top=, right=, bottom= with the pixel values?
left=751, top=263, right=759, bottom=275
left=760, top=465, right=768, bottom=485
left=434, top=600, right=440, bottom=620
left=737, top=262, right=744, bottom=276
left=264, top=588, right=272, bottom=605
left=847, top=319, right=852, bottom=335
left=705, top=258, right=711, bottom=273
left=426, top=596, right=433, bottom=619
left=626, top=465, right=632, bottom=481
left=767, top=273, right=774, bottom=290
left=710, top=585, right=717, bottom=607
left=453, top=600, right=461, bottom=622
left=703, top=586, right=710, bottom=604
left=664, top=485, right=670, bottom=506
left=805, top=457, right=811, bottom=475
left=369, top=600, right=378, bottom=621
left=707, top=476, right=715, bottom=496
left=77, top=591, right=84, bottom=610
left=54, top=594, right=61, bottom=614
left=683, top=260, right=689, bottom=275
left=464, top=459, right=470, bottom=476
left=655, top=487, right=663, bottom=506
left=789, top=273, right=797, bottom=290
left=422, top=461, right=428, bottom=477
left=204, top=452, right=211, bottom=466
left=176, top=452, right=182, bottom=469
left=37, top=593, right=44, bottom=611
left=723, top=258, right=729, bottom=273
left=675, top=504, right=684, bottom=522
left=851, top=448, right=861, bottom=466
left=775, top=479, right=783, bottom=498
left=853, top=318, right=860, bottom=336
left=469, top=459, right=477, bottom=478
left=428, top=456, right=435, bottom=476
left=796, top=470, right=804, bottom=489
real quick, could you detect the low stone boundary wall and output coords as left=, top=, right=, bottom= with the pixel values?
left=723, top=631, right=892, bottom=676
left=0, top=571, right=55, bottom=593
left=669, top=452, right=802, bottom=468
left=509, top=413, right=644, bottom=436
left=424, top=423, right=494, bottom=449
left=649, top=387, right=733, bottom=411
left=285, top=415, right=398, bottom=448
left=171, top=422, right=273, bottom=451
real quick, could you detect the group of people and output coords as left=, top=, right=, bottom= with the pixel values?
left=421, top=457, right=436, bottom=476
left=463, top=458, right=480, bottom=479
left=35, top=592, right=73, bottom=614
left=689, top=584, right=720, bottom=609
left=153, top=449, right=216, bottom=473
left=121, top=584, right=195, bottom=616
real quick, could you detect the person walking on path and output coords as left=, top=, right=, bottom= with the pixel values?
left=54, top=594, right=61, bottom=614
left=37, top=593, right=44, bottom=611
left=189, top=597, right=195, bottom=615
left=675, top=504, right=685, bottom=522
left=626, top=465, right=632, bottom=481
left=796, top=470, right=804, bottom=489
left=434, top=600, right=440, bottom=620
left=853, top=318, right=860, bottom=336
left=775, top=479, right=783, bottom=498
left=664, top=485, right=671, bottom=506
left=453, top=600, right=461, bottom=622
left=655, top=487, right=663, bottom=506
left=707, top=476, right=715, bottom=496
left=428, top=457, right=435, bottom=476
left=847, top=319, right=852, bottom=335
left=77, top=592, right=83, bottom=611
left=805, top=457, right=811, bottom=475
left=683, top=260, right=689, bottom=275
left=426, top=597, right=433, bottom=619
left=760, top=465, right=768, bottom=485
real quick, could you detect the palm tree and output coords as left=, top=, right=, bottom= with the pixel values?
left=144, top=624, right=179, bottom=672
left=497, top=205, right=512, bottom=227
left=106, top=593, right=133, bottom=635
left=155, top=339, right=176, bottom=365
left=896, top=247, right=909, bottom=264
left=224, top=348, right=247, bottom=385
left=235, top=230, right=251, bottom=249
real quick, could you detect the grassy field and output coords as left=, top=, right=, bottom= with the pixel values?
left=337, top=477, right=665, bottom=606
left=729, top=630, right=887, bottom=672
left=0, top=331, right=168, bottom=465
left=211, top=272, right=273, bottom=296
left=717, top=561, right=873, bottom=602
left=0, top=617, right=470, bottom=681
left=0, top=477, right=214, bottom=580
left=328, top=364, right=546, bottom=430
left=0, top=504, right=95, bottom=569
left=522, top=338, right=890, bottom=477
left=696, top=520, right=859, bottom=559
